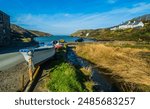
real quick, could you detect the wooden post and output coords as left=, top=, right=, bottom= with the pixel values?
left=28, top=55, right=33, bottom=81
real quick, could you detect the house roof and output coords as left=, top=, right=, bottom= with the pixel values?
left=123, top=21, right=143, bottom=26
left=132, top=21, right=140, bottom=25
left=111, top=21, right=144, bottom=29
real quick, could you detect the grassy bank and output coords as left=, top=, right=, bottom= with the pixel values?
left=44, top=48, right=94, bottom=92
left=105, top=41, right=150, bottom=50
left=47, top=62, right=84, bottom=92
left=74, top=44, right=150, bottom=91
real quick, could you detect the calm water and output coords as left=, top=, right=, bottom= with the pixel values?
left=34, top=35, right=93, bottom=43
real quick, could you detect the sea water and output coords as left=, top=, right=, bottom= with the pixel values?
left=34, top=35, right=93, bottom=43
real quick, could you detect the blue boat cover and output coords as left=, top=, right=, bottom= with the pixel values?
left=39, top=42, right=53, bottom=47
left=19, top=49, right=30, bottom=52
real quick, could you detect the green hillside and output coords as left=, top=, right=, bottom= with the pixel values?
left=71, top=14, right=150, bottom=42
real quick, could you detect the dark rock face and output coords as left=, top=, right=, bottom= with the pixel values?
left=0, top=10, right=11, bottom=46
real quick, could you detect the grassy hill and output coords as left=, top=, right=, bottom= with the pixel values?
left=71, top=14, right=150, bottom=42
left=11, top=24, right=52, bottom=43
left=29, top=30, right=51, bottom=37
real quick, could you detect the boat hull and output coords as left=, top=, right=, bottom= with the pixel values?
left=20, top=47, right=55, bottom=66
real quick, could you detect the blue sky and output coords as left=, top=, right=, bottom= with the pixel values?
left=0, top=0, right=150, bottom=35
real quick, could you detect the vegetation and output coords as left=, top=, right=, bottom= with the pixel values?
left=71, top=21, right=150, bottom=42
left=47, top=63, right=84, bottom=92
left=74, top=44, right=150, bottom=91
left=105, top=41, right=150, bottom=50
left=80, top=68, right=94, bottom=92
left=46, top=48, right=94, bottom=92
left=10, top=24, right=51, bottom=45
left=21, top=38, right=32, bottom=43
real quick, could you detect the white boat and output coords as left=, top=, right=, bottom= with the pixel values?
left=19, top=43, right=55, bottom=66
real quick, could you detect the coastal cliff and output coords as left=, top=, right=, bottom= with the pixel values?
left=0, top=24, right=52, bottom=47
left=10, top=24, right=52, bottom=45
left=29, top=30, right=52, bottom=37
left=11, top=24, right=51, bottom=38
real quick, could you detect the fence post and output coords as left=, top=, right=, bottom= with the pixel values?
left=28, top=53, right=33, bottom=81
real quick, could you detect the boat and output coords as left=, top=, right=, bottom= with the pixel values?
left=19, top=42, right=55, bottom=66
left=54, top=43, right=63, bottom=49
left=59, top=39, right=65, bottom=43
left=75, top=38, right=84, bottom=42
left=51, top=40, right=64, bottom=49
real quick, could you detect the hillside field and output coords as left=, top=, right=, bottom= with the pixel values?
left=74, top=43, right=150, bottom=91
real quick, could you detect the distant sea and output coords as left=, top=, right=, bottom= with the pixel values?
left=34, top=35, right=93, bottom=43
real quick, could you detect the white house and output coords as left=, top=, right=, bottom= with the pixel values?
left=110, top=21, right=144, bottom=30
left=132, top=21, right=144, bottom=28
left=111, top=27, right=118, bottom=30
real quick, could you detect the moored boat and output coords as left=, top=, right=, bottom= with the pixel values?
left=75, top=38, right=84, bottom=42
left=19, top=42, right=55, bottom=66
left=51, top=40, right=64, bottom=49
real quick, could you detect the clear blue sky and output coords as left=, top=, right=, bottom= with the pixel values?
left=0, top=0, right=150, bottom=35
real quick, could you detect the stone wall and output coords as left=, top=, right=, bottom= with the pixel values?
left=0, top=10, right=11, bottom=46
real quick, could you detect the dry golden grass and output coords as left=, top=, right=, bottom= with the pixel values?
left=21, top=38, right=31, bottom=43
left=80, top=67, right=95, bottom=92
left=74, top=44, right=150, bottom=91
left=80, top=67, right=91, bottom=76
left=84, top=81, right=95, bottom=92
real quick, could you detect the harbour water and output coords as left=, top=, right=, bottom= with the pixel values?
left=34, top=35, right=93, bottom=43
